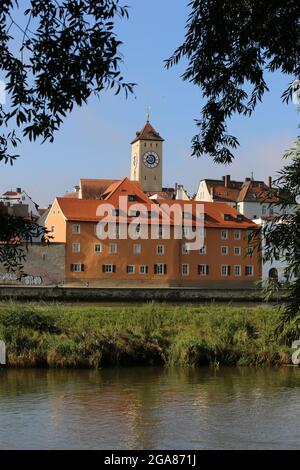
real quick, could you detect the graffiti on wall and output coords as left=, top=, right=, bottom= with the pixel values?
left=0, top=272, right=63, bottom=285
left=0, top=273, right=43, bottom=285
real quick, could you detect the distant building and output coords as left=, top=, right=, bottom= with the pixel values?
left=195, top=175, right=295, bottom=219
left=0, top=187, right=39, bottom=218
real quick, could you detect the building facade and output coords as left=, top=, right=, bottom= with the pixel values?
left=45, top=177, right=261, bottom=288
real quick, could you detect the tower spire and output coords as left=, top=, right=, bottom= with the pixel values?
left=146, top=105, right=151, bottom=123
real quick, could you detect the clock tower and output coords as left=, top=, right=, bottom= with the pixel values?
left=130, top=120, right=164, bottom=192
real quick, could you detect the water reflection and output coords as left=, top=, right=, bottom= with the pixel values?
left=0, top=367, right=299, bottom=449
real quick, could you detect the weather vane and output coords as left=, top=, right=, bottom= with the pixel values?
left=146, top=105, right=151, bottom=123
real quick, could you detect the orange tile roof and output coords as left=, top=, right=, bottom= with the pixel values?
left=158, top=200, right=257, bottom=229
left=2, top=191, right=19, bottom=196
left=237, top=180, right=282, bottom=203
left=56, top=189, right=257, bottom=229
left=80, top=179, right=118, bottom=199
left=131, top=121, right=164, bottom=144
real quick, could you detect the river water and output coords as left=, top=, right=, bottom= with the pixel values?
left=0, top=367, right=299, bottom=450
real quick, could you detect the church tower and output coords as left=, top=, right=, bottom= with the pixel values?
left=130, top=120, right=164, bottom=193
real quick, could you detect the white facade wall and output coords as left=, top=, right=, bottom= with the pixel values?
left=254, top=218, right=289, bottom=284
left=195, top=181, right=213, bottom=202
left=1, top=190, right=39, bottom=217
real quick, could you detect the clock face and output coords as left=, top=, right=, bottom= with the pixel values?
left=143, top=151, right=159, bottom=168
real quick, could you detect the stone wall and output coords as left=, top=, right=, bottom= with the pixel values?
left=0, top=243, right=65, bottom=285
left=0, top=285, right=287, bottom=302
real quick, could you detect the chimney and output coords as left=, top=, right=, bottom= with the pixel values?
left=74, top=185, right=80, bottom=193
left=224, top=175, right=230, bottom=188
left=268, top=176, right=272, bottom=188
left=210, top=187, right=215, bottom=199
left=16, top=187, right=21, bottom=193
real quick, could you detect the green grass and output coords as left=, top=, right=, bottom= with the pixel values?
left=0, top=301, right=298, bottom=368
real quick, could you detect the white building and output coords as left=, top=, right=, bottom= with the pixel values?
left=0, top=187, right=39, bottom=218
left=254, top=217, right=290, bottom=285
left=195, top=175, right=295, bottom=220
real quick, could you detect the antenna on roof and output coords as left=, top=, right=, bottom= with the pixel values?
left=146, top=105, right=151, bottom=123
left=251, top=172, right=254, bottom=181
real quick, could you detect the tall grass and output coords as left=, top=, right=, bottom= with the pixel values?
left=0, top=301, right=297, bottom=368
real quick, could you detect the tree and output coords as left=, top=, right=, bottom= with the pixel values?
left=0, top=0, right=134, bottom=273
left=263, top=140, right=300, bottom=335
left=166, top=0, right=300, bottom=322
left=166, top=0, right=300, bottom=163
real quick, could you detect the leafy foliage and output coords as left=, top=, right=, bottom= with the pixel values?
left=0, top=0, right=133, bottom=273
left=0, top=210, right=50, bottom=274
left=263, top=139, right=300, bottom=321
left=166, top=0, right=300, bottom=163
left=0, top=0, right=134, bottom=163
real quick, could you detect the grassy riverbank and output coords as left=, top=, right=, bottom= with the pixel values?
left=0, top=302, right=298, bottom=368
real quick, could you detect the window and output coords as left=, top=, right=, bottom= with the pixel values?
left=221, top=230, right=228, bottom=240
left=198, top=264, right=209, bottom=276
left=246, top=247, right=254, bottom=257
left=234, top=230, right=241, bottom=240
left=182, top=244, right=189, bottom=255
left=198, top=227, right=206, bottom=238
left=71, top=263, right=84, bottom=273
left=133, top=244, right=141, bottom=254
left=245, top=265, right=254, bottom=276
left=182, top=264, right=189, bottom=275
left=140, top=265, right=148, bottom=274
left=183, top=211, right=190, bottom=219
left=157, top=245, right=165, bottom=255
left=50, top=225, right=55, bottom=233
left=234, top=247, right=241, bottom=256
left=129, top=209, right=139, bottom=217
left=72, top=243, right=80, bottom=253
left=234, top=265, right=241, bottom=276
left=221, top=265, right=230, bottom=276
left=199, top=245, right=206, bottom=255
left=269, top=207, right=274, bottom=216
left=224, top=214, right=231, bottom=221
left=221, top=246, right=228, bottom=255
left=128, top=195, right=136, bottom=202
left=94, top=244, right=102, bottom=253
left=154, top=264, right=167, bottom=275
left=262, top=205, right=267, bottom=216
left=112, top=225, right=119, bottom=237
left=102, top=264, right=116, bottom=273
left=72, top=224, right=80, bottom=234
left=22, top=196, right=25, bottom=201
left=42, top=253, right=46, bottom=261
left=182, top=227, right=190, bottom=238
left=109, top=243, right=118, bottom=254
left=127, top=265, right=135, bottom=274
left=158, top=225, right=166, bottom=238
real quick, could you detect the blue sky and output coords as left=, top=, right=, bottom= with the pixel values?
left=0, top=0, right=298, bottom=207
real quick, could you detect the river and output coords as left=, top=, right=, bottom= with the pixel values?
left=0, top=367, right=299, bottom=449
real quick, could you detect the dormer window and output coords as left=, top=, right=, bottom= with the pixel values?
left=224, top=214, right=231, bottom=221
left=236, top=215, right=243, bottom=222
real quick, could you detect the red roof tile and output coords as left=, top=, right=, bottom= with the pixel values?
left=131, top=122, right=164, bottom=144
